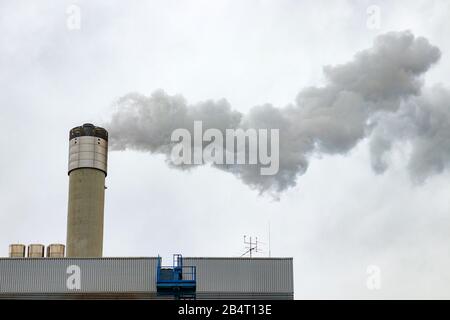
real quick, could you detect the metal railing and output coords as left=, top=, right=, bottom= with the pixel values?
left=157, top=266, right=197, bottom=283
left=156, top=255, right=196, bottom=284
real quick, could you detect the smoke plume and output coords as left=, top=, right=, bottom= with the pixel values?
left=106, top=31, right=446, bottom=195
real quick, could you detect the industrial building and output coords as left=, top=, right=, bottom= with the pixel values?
left=0, top=124, right=294, bottom=300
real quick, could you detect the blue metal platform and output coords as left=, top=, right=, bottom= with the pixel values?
left=156, top=254, right=196, bottom=299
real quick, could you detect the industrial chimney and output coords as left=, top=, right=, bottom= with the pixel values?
left=66, top=123, right=108, bottom=257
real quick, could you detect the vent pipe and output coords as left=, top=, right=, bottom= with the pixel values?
left=9, top=244, right=26, bottom=258
left=46, top=244, right=65, bottom=258
left=27, top=244, right=45, bottom=258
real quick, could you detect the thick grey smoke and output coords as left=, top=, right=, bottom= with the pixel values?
left=370, top=85, right=450, bottom=181
left=106, top=31, right=444, bottom=194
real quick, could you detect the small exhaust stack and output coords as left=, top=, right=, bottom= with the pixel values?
left=27, top=244, right=45, bottom=258
left=66, top=123, right=108, bottom=257
left=9, top=244, right=26, bottom=258
left=46, top=244, right=65, bottom=258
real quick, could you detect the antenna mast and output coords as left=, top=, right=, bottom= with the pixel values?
left=241, top=235, right=259, bottom=258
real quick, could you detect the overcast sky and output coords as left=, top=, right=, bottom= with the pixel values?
left=1, top=0, right=450, bottom=299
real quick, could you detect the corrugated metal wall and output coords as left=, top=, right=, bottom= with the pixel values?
left=184, top=257, right=293, bottom=300
left=0, top=257, right=293, bottom=299
left=0, top=258, right=157, bottom=294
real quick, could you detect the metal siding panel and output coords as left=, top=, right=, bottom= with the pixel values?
left=78, top=144, right=95, bottom=152
left=184, top=258, right=293, bottom=295
left=0, top=258, right=157, bottom=294
left=194, top=292, right=293, bottom=300
left=68, top=136, right=107, bottom=174
left=0, top=257, right=294, bottom=299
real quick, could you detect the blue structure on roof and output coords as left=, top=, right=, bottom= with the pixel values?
left=156, top=254, right=196, bottom=299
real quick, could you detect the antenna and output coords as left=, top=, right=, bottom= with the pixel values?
left=241, top=235, right=259, bottom=258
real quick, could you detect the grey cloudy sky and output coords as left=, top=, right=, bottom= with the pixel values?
left=1, top=0, right=450, bottom=299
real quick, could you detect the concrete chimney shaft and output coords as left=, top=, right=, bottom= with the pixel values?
left=66, top=123, right=108, bottom=257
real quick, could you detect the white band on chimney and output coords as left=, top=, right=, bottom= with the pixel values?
left=68, top=136, right=108, bottom=175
